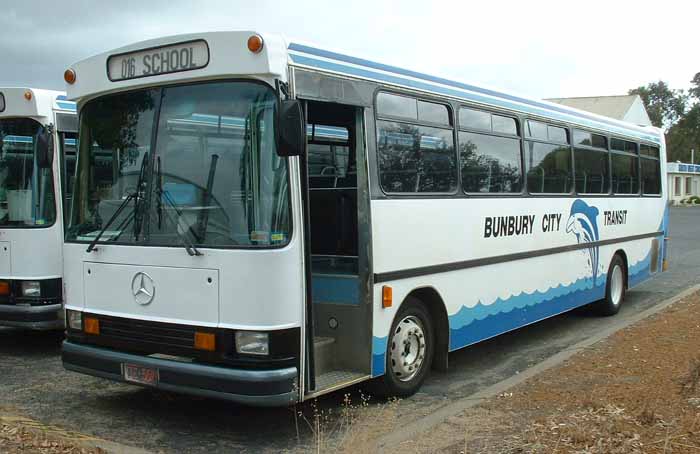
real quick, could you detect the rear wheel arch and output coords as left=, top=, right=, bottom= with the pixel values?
left=404, top=286, right=449, bottom=372
left=612, top=249, right=629, bottom=288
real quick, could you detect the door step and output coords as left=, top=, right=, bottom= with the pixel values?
left=308, top=370, right=369, bottom=399
left=313, top=336, right=335, bottom=376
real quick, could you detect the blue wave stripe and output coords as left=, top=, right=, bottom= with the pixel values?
left=449, top=279, right=605, bottom=350
left=288, top=44, right=660, bottom=144
left=371, top=247, right=656, bottom=377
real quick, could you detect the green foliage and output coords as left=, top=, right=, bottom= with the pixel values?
left=632, top=73, right=699, bottom=162
left=667, top=104, right=700, bottom=162
left=629, top=81, right=688, bottom=128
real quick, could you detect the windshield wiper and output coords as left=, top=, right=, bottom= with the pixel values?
left=85, top=193, right=136, bottom=253
left=86, top=152, right=149, bottom=253
left=155, top=156, right=202, bottom=257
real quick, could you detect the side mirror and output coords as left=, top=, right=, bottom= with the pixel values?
left=276, top=100, right=305, bottom=157
left=36, top=126, right=54, bottom=168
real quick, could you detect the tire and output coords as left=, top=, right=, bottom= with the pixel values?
left=373, top=297, right=434, bottom=398
left=595, top=254, right=626, bottom=316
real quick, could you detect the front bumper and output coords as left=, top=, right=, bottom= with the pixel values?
left=0, top=303, right=64, bottom=330
left=61, top=341, right=299, bottom=407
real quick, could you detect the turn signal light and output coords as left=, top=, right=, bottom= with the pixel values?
left=64, top=68, right=76, bottom=85
left=382, top=285, right=393, bottom=308
left=84, top=317, right=100, bottom=335
left=194, top=332, right=216, bottom=351
left=247, top=34, right=264, bottom=53
left=23, top=90, right=32, bottom=101
left=0, top=281, right=9, bottom=296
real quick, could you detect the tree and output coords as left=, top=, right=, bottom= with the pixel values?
left=667, top=105, right=700, bottom=162
left=629, top=81, right=687, bottom=129
left=690, top=72, right=700, bottom=100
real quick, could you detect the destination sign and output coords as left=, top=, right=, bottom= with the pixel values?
left=0, top=93, right=5, bottom=112
left=107, top=40, right=209, bottom=82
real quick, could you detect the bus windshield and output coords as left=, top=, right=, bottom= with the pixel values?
left=0, top=118, right=56, bottom=227
left=67, top=81, right=291, bottom=248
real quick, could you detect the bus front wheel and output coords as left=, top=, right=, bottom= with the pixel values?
left=595, top=254, right=626, bottom=316
left=377, top=297, right=435, bottom=397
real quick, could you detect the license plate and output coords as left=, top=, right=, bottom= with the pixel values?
left=122, top=363, right=159, bottom=386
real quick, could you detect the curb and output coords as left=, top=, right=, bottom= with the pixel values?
left=376, top=283, right=700, bottom=451
left=0, top=415, right=153, bottom=454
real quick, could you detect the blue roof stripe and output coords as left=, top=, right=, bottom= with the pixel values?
left=288, top=43, right=660, bottom=144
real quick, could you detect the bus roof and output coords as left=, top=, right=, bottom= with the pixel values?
left=287, top=42, right=663, bottom=145
left=64, top=31, right=661, bottom=145
left=0, top=87, right=75, bottom=119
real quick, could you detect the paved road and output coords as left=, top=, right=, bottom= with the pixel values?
left=0, top=207, right=698, bottom=452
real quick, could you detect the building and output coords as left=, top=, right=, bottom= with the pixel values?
left=667, top=162, right=700, bottom=204
left=546, top=94, right=653, bottom=127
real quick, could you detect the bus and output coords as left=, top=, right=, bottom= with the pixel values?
left=60, top=32, right=667, bottom=406
left=0, top=88, right=77, bottom=329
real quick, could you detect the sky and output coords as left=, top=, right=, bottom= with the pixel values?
left=1, top=0, right=698, bottom=100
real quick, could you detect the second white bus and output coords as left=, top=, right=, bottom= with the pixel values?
left=0, top=88, right=77, bottom=329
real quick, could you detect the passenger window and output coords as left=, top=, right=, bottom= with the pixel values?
left=641, top=158, right=661, bottom=194
left=547, top=125, right=568, bottom=144
left=526, top=120, right=548, bottom=140
left=591, top=134, right=607, bottom=149
left=376, top=93, right=417, bottom=120
left=418, top=100, right=450, bottom=126
left=459, top=107, right=491, bottom=131
left=573, top=130, right=592, bottom=146
left=492, top=115, right=517, bottom=135
left=611, top=153, right=639, bottom=194
left=575, top=148, right=609, bottom=194
left=460, top=132, right=522, bottom=193
left=525, top=141, right=572, bottom=193
left=640, top=144, right=660, bottom=159
left=377, top=120, right=457, bottom=193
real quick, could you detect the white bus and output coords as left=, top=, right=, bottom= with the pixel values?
left=0, top=88, right=77, bottom=329
left=61, top=32, right=667, bottom=406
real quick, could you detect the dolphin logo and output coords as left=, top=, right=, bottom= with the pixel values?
left=566, top=199, right=600, bottom=283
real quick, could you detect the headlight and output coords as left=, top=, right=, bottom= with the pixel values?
left=67, top=310, right=82, bottom=330
left=21, top=281, right=41, bottom=297
left=235, top=331, right=269, bottom=356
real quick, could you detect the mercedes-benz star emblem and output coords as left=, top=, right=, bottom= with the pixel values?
left=131, top=272, right=156, bottom=306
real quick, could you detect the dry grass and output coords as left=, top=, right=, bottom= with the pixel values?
left=292, top=391, right=402, bottom=453
left=400, top=292, right=700, bottom=453
left=0, top=423, right=104, bottom=454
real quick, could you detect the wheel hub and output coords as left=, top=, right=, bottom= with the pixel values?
left=390, top=315, right=426, bottom=382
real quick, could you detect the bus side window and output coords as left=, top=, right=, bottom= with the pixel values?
left=524, top=123, right=572, bottom=194
left=640, top=145, right=661, bottom=195
left=458, top=107, right=522, bottom=194
left=610, top=139, right=640, bottom=195
left=375, top=93, right=457, bottom=194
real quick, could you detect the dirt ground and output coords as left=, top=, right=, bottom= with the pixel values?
left=0, top=420, right=102, bottom=454
left=394, top=291, right=700, bottom=453
left=4, top=291, right=700, bottom=453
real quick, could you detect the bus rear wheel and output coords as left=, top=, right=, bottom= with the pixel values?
left=376, top=298, right=434, bottom=397
left=595, top=254, right=626, bottom=316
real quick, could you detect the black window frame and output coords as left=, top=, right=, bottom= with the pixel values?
left=609, top=138, right=640, bottom=197
left=374, top=90, right=458, bottom=196
left=639, top=142, right=662, bottom=197
left=457, top=105, right=524, bottom=196
left=523, top=119, right=574, bottom=196
left=572, top=128, right=611, bottom=196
